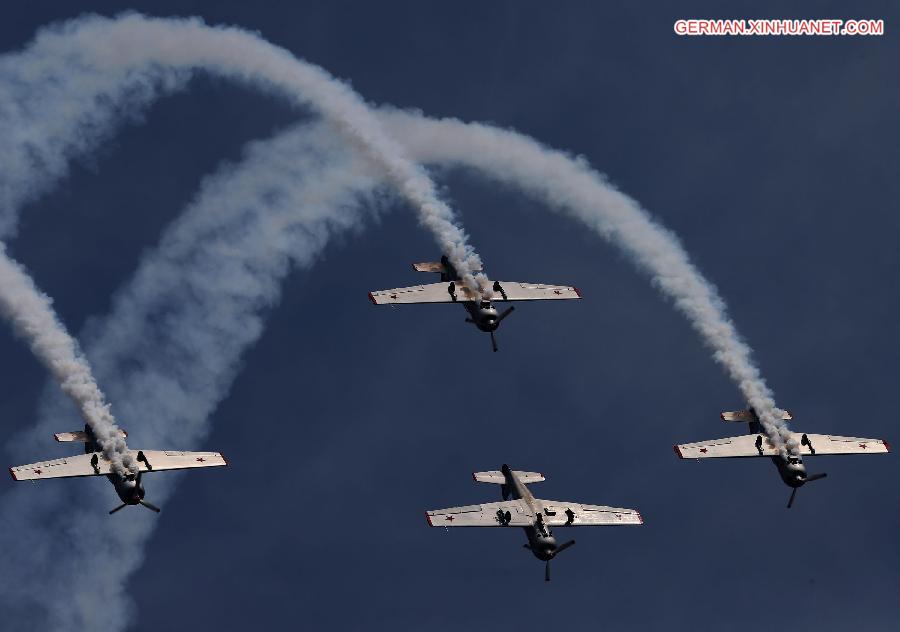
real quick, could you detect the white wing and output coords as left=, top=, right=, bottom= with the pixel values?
left=10, top=449, right=227, bottom=481
left=426, top=499, right=533, bottom=527
left=369, top=282, right=474, bottom=304
left=368, top=281, right=581, bottom=305
left=675, top=433, right=890, bottom=459
left=491, top=282, right=581, bottom=302
left=538, top=501, right=643, bottom=526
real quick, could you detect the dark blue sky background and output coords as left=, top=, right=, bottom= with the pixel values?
left=1, top=2, right=898, bottom=630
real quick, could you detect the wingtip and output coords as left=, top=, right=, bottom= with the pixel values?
left=635, top=511, right=644, bottom=525
left=673, top=445, right=684, bottom=459
left=573, top=287, right=582, bottom=298
left=719, top=412, right=727, bottom=421
left=9, top=467, right=17, bottom=481
left=367, top=292, right=376, bottom=305
left=424, top=511, right=434, bottom=527
left=883, top=438, right=891, bottom=453
left=220, top=452, right=229, bottom=466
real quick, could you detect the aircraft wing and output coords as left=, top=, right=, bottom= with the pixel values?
left=369, top=282, right=477, bottom=304
left=490, top=282, right=581, bottom=302
left=426, top=499, right=534, bottom=527
left=10, top=449, right=227, bottom=481
left=675, top=433, right=890, bottom=459
left=537, top=501, right=643, bottom=526
left=368, top=281, right=580, bottom=305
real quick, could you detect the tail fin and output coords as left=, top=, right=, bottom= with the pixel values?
left=721, top=409, right=792, bottom=422
left=55, top=429, right=127, bottom=442
left=473, top=470, right=545, bottom=484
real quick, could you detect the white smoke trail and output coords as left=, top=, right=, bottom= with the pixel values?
left=0, top=246, right=136, bottom=475
left=380, top=110, right=797, bottom=455
left=0, top=122, right=386, bottom=630
left=0, top=13, right=801, bottom=630
left=0, top=13, right=488, bottom=296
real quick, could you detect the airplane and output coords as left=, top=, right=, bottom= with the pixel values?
left=368, top=255, right=581, bottom=351
left=8, top=425, right=227, bottom=514
left=674, top=407, right=890, bottom=508
left=425, top=464, right=642, bottom=581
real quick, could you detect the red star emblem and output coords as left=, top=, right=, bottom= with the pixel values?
left=699, top=448, right=708, bottom=453
left=445, top=515, right=454, bottom=522
left=196, top=457, right=206, bottom=462
left=33, top=469, right=42, bottom=475
left=859, top=443, right=867, bottom=449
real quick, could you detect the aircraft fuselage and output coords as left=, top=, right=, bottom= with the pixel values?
left=439, top=256, right=503, bottom=333
left=499, top=464, right=557, bottom=560
left=747, top=420, right=809, bottom=488
left=81, top=425, right=145, bottom=505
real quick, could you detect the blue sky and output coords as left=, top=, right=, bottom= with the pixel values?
left=1, top=2, right=898, bottom=630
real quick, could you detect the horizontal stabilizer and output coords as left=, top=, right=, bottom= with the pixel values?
left=721, top=409, right=792, bottom=422
left=55, top=429, right=127, bottom=442
left=473, top=470, right=545, bottom=484
left=675, top=433, right=890, bottom=459
left=412, top=261, right=448, bottom=273
left=412, top=261, right=483, bottom=273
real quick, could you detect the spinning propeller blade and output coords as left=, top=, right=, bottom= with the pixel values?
left=490, top=331, right=498, bottom=353
left=787, top=487, right=798, bottom=509
left=109, top=504, right=127, bottom=515
left=140, top=500, right=161, bottom=513
left=497, top=305, right=515, bottom=322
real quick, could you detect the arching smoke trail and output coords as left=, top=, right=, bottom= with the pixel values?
left=0, top=13, right=488, bottom=295
left=380, top=110, right=796, bottom=455
left=0, top=14, right=800, bottom=630
left=0, top=247, right=136, bottom=475
left=0, top=122, right=387, bottom=630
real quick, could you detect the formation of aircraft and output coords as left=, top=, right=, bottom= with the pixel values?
left=675, top=407, right=890, bottom=508
left=8, top=425, right=226, bottom=514
left=426, top=464, right=642, bottom=581
left=4, top=249, right=893, bottom=583
left=368, top=255, right=581, bottom=351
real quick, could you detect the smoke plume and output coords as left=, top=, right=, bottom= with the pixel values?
left=380, top=110, right=797, bottom=455
left=0, top=122, right=386, bottom=630
left=0, top=14, right=800, bottom=631
left=0, top=13, right=488, bottom=295
left=0, top=247, right=136, bottom=475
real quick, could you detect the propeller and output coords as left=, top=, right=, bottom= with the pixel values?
left=544, top=540, right=576, bottom=582
left=140, top=500, right=162, bottom=513
left=786, top=473, right=827, bottom=509
left=109, top=504, right=127, bottom=515
left=497, top=305, right=515, bottom=322
left=490, top=330, right=498, bottom=353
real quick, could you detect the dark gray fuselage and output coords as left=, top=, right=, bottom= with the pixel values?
left=82, top=425, right=145, bottom=505
left=500, top=464, right=557, bottom=560
left=439, top=256, right=500, bottom=332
